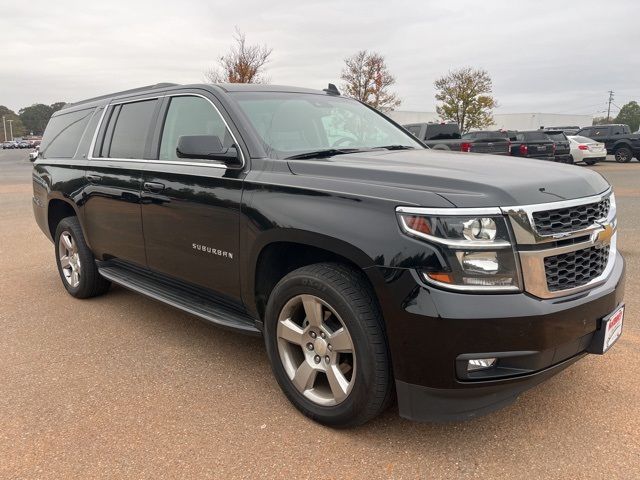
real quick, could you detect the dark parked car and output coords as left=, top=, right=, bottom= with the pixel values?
left=32, top=82, right=625, bottom=427
left=405, top=123, right=510, bottom=155
left=507, top=130, right=556, bottom=161
left=2, top=141, right=17, bottom=149
left=542, top=130, right=572, bottom=163
left=575, top=124, right=640, bottom=162
left=544, top=126, right=581, bottom=136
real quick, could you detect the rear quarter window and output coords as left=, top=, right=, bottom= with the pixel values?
left=40, top=108, right=95, bottom=159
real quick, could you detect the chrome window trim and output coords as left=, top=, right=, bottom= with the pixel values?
left=87, top=93, right=246, bottom=170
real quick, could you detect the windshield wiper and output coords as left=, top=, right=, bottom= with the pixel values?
left=286, top=148, right=363, bottom=160
left=374, top=145, right=416, bottom=150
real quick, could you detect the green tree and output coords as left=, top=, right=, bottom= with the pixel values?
left=0, top=106, right=26, bottom=141
left=434, top=67, right=497, bottom=133
left=340, top=50, right=401, bottom=112
left=19, top=104, right=54, bottom=135
left=50, top=102, right=67, bottom=114
left=614, top=101, right=640, bottom=132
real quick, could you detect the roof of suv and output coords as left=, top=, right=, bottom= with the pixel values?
left=60, top=82, right=335, bottom=112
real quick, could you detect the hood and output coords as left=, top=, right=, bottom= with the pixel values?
left=287, top=149, right=610, bottom=207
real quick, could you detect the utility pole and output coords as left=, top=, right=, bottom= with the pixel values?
left=7, top=119, right=13, bottom=141
left=607, top=90, right=614, bottom=122
left=2, top=116, right=6, bottom=142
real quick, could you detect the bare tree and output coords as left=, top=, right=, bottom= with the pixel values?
left=340, top=50, right=401, bottom=112
left=434, top=67, right=497, bottom=133
left=205, top=28, right=273, bottom=84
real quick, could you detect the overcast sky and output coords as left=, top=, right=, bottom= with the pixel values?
left=1, top=0, right=638, bottom=116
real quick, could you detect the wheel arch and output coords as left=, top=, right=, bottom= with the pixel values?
left=248, top=230, right=383, bottom=322
left=47, top=197, right=80, bottom=240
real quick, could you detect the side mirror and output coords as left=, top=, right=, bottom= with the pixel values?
left=176, top=135, right=241, bottom=166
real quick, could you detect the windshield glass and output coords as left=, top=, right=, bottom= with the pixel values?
left=231, top=92, right=422, bottom=159
left=546, top=132, right=566, bottom=142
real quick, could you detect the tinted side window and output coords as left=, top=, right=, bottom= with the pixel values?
left=405, top=126, right=422, bottom=138
left=611, top=125, right=624, bottom=135
left=159, top=96, right=233, bottom=161
left=577, top=128, right=592, bottom=137
left=591, top=127, right=609, bottom=137
left=40, top=108, right=95, bottom=159
left=105, top=99, right=157, bottom=159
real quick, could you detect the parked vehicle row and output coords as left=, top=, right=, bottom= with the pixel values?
left=2, top=139, right=40, bottom=149
left=404, top=121, right=639, bottom=165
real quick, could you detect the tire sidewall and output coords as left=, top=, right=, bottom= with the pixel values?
left=264, top=271, right=380, bottom=425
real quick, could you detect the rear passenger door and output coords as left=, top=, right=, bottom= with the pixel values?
left=83, top=97, right=160, bottom=266
left=590, top=126, right=612, bottom=151
left=140, top=92, right=246, bottom=301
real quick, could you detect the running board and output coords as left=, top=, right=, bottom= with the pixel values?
left=98, top=263, right=260, bottom=335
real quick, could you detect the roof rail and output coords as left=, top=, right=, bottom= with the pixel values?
left=63, top=82, right=180, bottom=109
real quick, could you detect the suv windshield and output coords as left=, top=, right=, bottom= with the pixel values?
left=231, top=92, right=422, bottom=159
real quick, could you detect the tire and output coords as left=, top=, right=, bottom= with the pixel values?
left=264, top=263, right=393, bottom=427
left=584, top=159, right=597, bottom=166
left=54, top=216, right=110, bottom=298
left=614, top=146, right=632, bottom=163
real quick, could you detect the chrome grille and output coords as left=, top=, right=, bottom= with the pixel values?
left=544, top=245, right=610, bottom=292
left=532, top=198, right=610, bottom=236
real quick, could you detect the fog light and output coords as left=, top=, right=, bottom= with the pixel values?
left=467, top=358, right=497, bottom=372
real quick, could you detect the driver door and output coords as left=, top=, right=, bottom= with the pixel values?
left=140, top=93, right=246, bottom=301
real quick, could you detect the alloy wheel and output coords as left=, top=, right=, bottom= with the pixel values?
left=58, top=232, right=81, bottom=287
left=276, top=294, right=356, bottom=406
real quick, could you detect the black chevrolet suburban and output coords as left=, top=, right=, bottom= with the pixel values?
left=33, top=83, right=625, bottom=427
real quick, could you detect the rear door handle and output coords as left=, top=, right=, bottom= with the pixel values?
left=86, top=174, right=102, bottom=183
left=143, top=181, right=165, bottom=193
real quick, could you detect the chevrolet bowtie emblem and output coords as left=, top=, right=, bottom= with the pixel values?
left=595, top=223, right=615, bottom=246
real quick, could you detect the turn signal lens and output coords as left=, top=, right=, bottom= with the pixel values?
left=425, top=272, right=453, bottom=284
left=402, top=215, right=432, bottom=235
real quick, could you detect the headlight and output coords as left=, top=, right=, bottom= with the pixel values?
left=396, top=207, right=521, bottom=292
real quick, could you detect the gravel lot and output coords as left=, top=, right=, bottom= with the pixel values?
left=1, top=149, right=638, bottom=479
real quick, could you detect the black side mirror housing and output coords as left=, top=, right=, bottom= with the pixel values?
left=176, top=135, right=241, bottom=166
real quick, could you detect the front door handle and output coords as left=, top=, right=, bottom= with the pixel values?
left=143, top=181, right=165, bottom=193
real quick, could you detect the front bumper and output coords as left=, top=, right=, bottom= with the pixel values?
left=371, top=252, right=625, bottom=422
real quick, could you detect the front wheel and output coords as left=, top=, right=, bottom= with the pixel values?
left=614, top=147, right=632, bottom=163
left=264, top=263, right=393, bottom=427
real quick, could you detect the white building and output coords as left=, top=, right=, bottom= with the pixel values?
left=388, top=111, right=593, bottom=131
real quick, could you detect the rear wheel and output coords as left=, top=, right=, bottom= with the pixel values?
left=264, top=263, right=393, bottom=427
left=614, top=146, right=632, bottom=163
left=54, top=216, right=110, bottom=298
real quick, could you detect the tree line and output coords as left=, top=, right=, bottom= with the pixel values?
left=0, top=102, right=66, bottom=141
